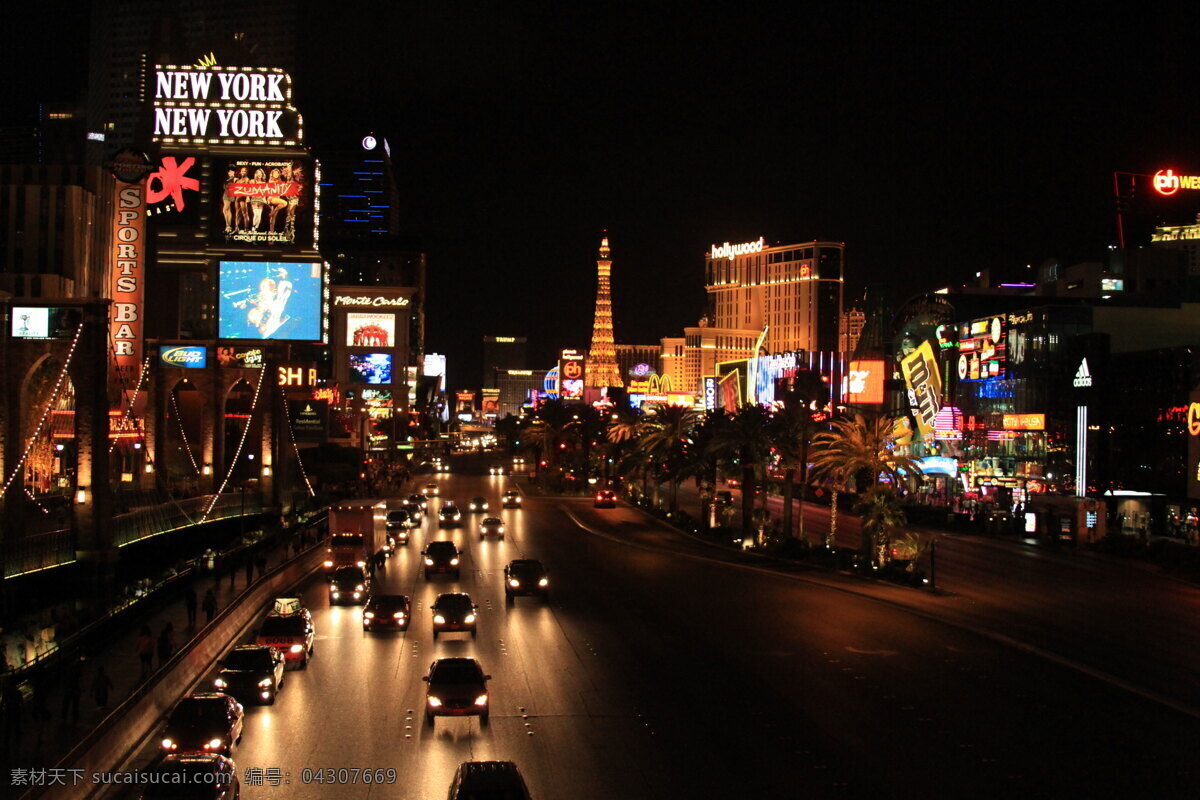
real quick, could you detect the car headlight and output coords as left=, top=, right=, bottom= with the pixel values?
left=323, top=560, right=333, bottom=567
left=162, top=738, right=176, bottom=750
left=464, top=614, right=476, bottom=624
left=393, top=611, right=405, bottom=619
left=353, top=592, right=361, bottom=598
left=450, top=557, right=460, bottom=565
left=331, top=591, right=339, bottom=599
left=474, top=694, right=488, bottom=706
left=538, top=577, right=549, bottom=587
left=290, top=644, right=303, bottom=653
left=509, top=579, right=520, bottom=588
left=356, top=560, right=366, bottom=567
left=206, top=738, right=223, bottom=750
left=498, top=526, right=505, bottom=533
left=355, top=584, right=364, bottom=592
left=364, top=612, right=375, bottom=619
left=258, top=678, right=273, bottom=688
left=427, top=696, right=442, bottom=707
left=424, top=558, right=434, bottom=566
left=214, top=678, right=227, bottom=688
left=434, top=614, right=446, bottom=624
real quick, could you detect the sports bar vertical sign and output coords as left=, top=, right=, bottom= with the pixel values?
left=111, top=179, right=147, bottom=390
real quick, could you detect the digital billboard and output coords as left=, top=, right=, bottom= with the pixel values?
left=346, top=312, right=395, bottom=347
left=957, top=315, right=1007, bottom=381
left=216, top=346, right=264, bottom=369
left=901, top=341, right=942, bottom=439
left=213, top=158, right=313, bottom=247
left=844, top=360, right=886, bottom=405
left=12, top=307, right=81, bottom=340
left=348, top=353, right=392, bottom=385
left=559, top=350, right=585, bottom=401
left=218, top=261, right=323, bottom=341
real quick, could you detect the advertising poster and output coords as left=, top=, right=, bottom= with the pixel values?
left=901, top=341, right=942, bottom=439
left=11, top=307, right=50, bottom=339
left=218, top=261, right=323, bottom=341
left=346, top=312, right=396, bottom=347
left=349, top=353, right=392, bottom=384
left=216, top=346, right=265, bottom=369
left=159, top=345, right=207, bottom=368
left=559, top=351, right=585, bottom=401
left=844, top=360, right=886, bottom=405
left=481, top=389, right=500, bottom=417
left=289, top=399, right=329, bottom=441
left=213, top=158, right=313, bottom=247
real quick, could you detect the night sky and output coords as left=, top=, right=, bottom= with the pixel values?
left=7, top=4, right=1200, bottom=390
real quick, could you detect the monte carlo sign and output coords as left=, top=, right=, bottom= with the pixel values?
left=152, top=65, right=302, bottom=147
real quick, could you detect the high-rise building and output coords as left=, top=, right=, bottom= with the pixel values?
left=658, top=322, right=759, bottom=398
left=316, top=131, right=401, bottom=240
left=614, top=343, right=661, bottom=381
left=585, top=236, right=622, bottom=388
left=483, top=336, right=527, bottom=389
left=840, top=308, right=865, bottom=353
left=706, top=237, right=845, bottom=355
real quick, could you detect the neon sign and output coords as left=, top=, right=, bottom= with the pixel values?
left=333, top=295, right=409, bottom=307
left=146, top=156, right=199, bottom=213
left=710, top=236, right=765, bottom=261
left=1188, top=402, right=1200, bottom=436
left=152, top=65, right=302, bottom=145
left=1152, top=168, right=1200, bottom=196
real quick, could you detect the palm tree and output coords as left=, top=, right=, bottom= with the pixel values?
left=852, top=485, right=908, bottom=567
left=810, top=412, right=921, bottom=561
left=770, top=377, right=828, bottom=541
left=639, top=405, right=697, bottom=513
left=524, top=397, right=575, bottom=479
left=709, top=404, right=774, bottom=538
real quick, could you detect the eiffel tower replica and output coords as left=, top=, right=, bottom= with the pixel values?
left=585, top=234, right=623, bottom=389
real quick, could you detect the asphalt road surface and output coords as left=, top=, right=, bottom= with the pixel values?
left=110, top=464, right=1197, bottom=799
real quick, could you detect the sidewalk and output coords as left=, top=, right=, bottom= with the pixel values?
left=0, top=519, right=324, bottom=775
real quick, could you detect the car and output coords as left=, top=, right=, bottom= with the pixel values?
left=160, top=693, right=244, bottom=756
left=501, top=489, right=522, bottom=508
left=479, top=517, right=506, bottom=540
left=714, top=490, right=734, bottom=506
left=363, top=594, right=411, bottom=632
left=431, top=592, right=478, bottom=639
left=488, top=464, right=507, bottom=476
left=212, top=645, right=285, bottom=705
left=329, top=565, right=370, bottom=605
left=423, top=657, right=491, bottom=726
left=255, top=607, right=315, bottom=668
left=594, top=489, right=617, bottom=508
left=504, top=559, right=549, bottom=602
left=436, top=461, right=452, bottom=474
left=386, top=510, right=413, bottom=546
left=438, top=501, right=463, bottom=528
left=140, top=754, right=240, bottom=800
left=468, top=496, right=489, bottom=513
left=512, top=456, right=526, bottom=467
left=400, top=501, right=424, bottom=520
left=407, top=494, right=429, bottom=512
left=423, top=540, right=462, bottom=579
left=448, top=761, right=532, bottom=800
left=422, top=483, right=440, bottom=497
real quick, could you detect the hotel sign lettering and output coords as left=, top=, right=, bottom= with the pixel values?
left=333, top=295, right=410, bottom=308
left=152, top=65, right=302, bottom=146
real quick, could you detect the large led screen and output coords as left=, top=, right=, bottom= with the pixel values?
left=11, top=307, right=81, bottom=340
left=218, top=261, right=323, bottom=341
left=212, top=158, right=313, bottom=247
left=349, top=353, right=392, bottom=385
left=346, top=312, right=395, bottom=347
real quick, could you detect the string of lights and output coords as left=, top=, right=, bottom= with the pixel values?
left=170, top=388, right=201, bottom=475
left=0, top=321, right=85, bottom=501
left=280, top=386, right=316, bottom=497
left=201, top=371, right=264, bottom=523
left=108, top=354, right=151, bottom=455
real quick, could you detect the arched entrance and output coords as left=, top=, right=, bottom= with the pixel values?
left=164, top=377, right=205, bottom=493
left=222, top=378, right=263, bottom=487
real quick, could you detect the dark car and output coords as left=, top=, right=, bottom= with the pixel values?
left=386, top=510, right=413, bottom=546
left=467, top=496, right=489, bottom=513
left=140, top=754, right=240, bottom=800
left=329, top=565, right=370, bottom=605
left=488, top=463, right=508, bottom=476
left=255, top=609, right=315, bottom=668
left=501, top=489, right=522, bottom=508
left=407, top=494, right=429, bottom=512
left=438, top=501, right=463, bottom=528
left=423, top=540, right=462, bottom=579
left=448, top=761, right=532, bottom=800
left=422, top=483, right=441, bottom=497
left=212, top=645, right=285, bottom=705
left=363, top=593, right=411, bottom=632
left=160, top=694, right=244, bottom=756
left=504, top=559, right=549, bottom=602
left=714, top=490, right=734, bottom=506
left=423, top=657, right=491, bottom=726
left=432, top=592, right=478, bottom=639
left=478, top=516, right=506, bottom=540
left=593, top=489, right=617, bottom=508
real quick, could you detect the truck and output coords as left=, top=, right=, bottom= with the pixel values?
left=324, top=500, right=387, bottom=574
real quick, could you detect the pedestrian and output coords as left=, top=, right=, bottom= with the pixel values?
left=244, top=556, right=255, bottom=586
left=184, top=586, right=198, bottom=628
left=1, top=678, right=22, bottom=748
left=157, top=622, right=176, bottom=668
left=60, top=658, right=82, bottom=724
left=135, top=625, right=154, bottom=679
left=256, top=555, right=267, bottom=579
left=202, top=589, right=217, bottom=623
left=91, top=665, right=112, bottom=710
left=228, top=555, right=238, bottom=589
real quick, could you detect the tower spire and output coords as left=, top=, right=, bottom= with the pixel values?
left=586, top=232, right=623, bottom=389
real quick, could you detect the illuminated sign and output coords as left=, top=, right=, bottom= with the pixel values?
left=152, top=65, right=302, bottom=146
left=333, top=295, right=410, bottom=308
left=218, top=261, right=324, bottom=341
left=312, top=386, right=341, bottom=405
left=1152, top=168, right=1200, bottom=196
left=481, top=389, right=500, bottom=417
left=424, top=354, right=446, bottom=378
left=633, top=363, right=651, bottom=377
left=348, top=353, right=392, bottom=385
left=214, top=158, right=312, bottom=247
left=506, top=369, right=533, bottom=376
left=110, top=180, right=146, bottom=386
left=844, top=360, right=885, bottom=405
left=1187, top=402, right=1200, bottom=436
left=917, top=457, right=958, bottom=477
left=216, top=346, right=264, bottom=369
left=160, top=345, right=207, bottom=368
left=277, top=363, right=318, bottom=387
left=1100, top=278, right=1124, bottom=292
left=901, top=341, right=942, bottom=438
left=710, top=236, right=765, bottom=261
left=1073, top=358, right=1093, bottom=388
left=346, top=312, right=395, bottom=347
left=559, top=349, right=586, bottom=400
left=1003, top=413, right=1046, bottom=431
left=11, top=307, right=80, bottom=340
left=289, top=399, right=328, bottom=441
left=146, top=156, right=199, bottom=214
left=957, top=315, right=1006, bottom=381
left=362, top=135, right=377, bottom=150
left=703, top=376, right=717, bottom=411
left=492, top=336, right=517, bottom=343
left=1151, top=223, right=1200, bottom=242
left=934, top=406, right=963, bottom=440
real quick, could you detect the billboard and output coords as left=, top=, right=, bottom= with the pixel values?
left=110, top=180, right=147, bottom=386
left=346, top=312, right=395, bottom=347
left=844, top=360, right=886, bottom=405
left=213, top=158, right=312, bottom=247
left=481, top=389, right=500, bottom=417
left=159, top=345, right=207, bottom=368
left=146, top=155, right=201, bottom=218
left=349, top=353, right=392, bottom=385
left=152, top=65, right=302, bottom=147
left=216, top=346, right=265, bottom=369
left=217, top=261, right=323, bottom=341
left=559, top=350, right=585, bottom=401
left=11, top=307, right=80, bottom=340
left=900, top=341, right=942, bottom=439
left=957, top=315, right=1007, bottom=382
left=288, top=399, right=328, bottom=441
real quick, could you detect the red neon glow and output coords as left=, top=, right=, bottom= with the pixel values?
left=1154, top=169, right=1180, bottom=196
left=146, top=156, right=200, bottom=210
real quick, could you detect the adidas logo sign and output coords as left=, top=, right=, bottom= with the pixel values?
left=1073, top=358, right=1093, bottom=388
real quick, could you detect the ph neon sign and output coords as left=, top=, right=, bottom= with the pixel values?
left=1153, top=168, right=1200, bottom=196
